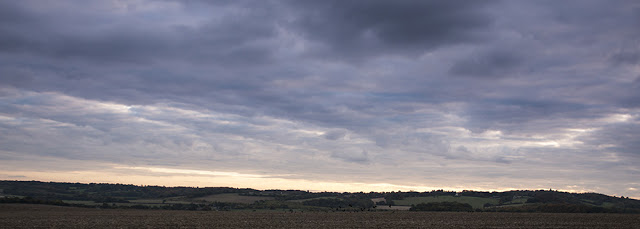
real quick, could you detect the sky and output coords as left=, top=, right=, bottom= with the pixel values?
left=1, top=0, right=639, bottom=198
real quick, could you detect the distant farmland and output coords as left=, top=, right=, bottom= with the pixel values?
left=393, top=196, right=500, bottom=209
left=2, top=181, right=639, bottom=213
left=193, top=193, right=274, bottom=204
left=1, top=204, right=638, bottom=228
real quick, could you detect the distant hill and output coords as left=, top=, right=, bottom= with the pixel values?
left=1, top=180, right=638, bottom=213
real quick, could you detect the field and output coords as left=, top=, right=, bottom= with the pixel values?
left=193, top=193, right=274, bottom=204
left=1, top=204, right=639, bottom=228
left=376, top=205, right=412, bottom=210
left=288, top=197, right=341, bottom=203
left=70, top=193, right=276, bottom=207
left=393, top=196, right=499, bottom=209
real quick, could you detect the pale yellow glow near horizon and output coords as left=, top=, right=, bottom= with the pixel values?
left=0, top=169, right=440, bottom=192
left=0, top=166, right=497, bottom=193
left=1, top=166, right=637, bottom=200
left=115, top=166, right=270, bottom=178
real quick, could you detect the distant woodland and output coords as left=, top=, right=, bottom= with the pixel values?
left=1, top=181, right=638, bottom=213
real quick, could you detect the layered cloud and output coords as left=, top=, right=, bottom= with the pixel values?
left=1, top=0, right=639, bottom=198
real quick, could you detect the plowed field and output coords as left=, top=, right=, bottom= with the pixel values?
left=1, top=204, right=638, bottom=228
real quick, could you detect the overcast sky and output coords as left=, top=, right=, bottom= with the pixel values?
left=1, top=0, right=639, bottom=198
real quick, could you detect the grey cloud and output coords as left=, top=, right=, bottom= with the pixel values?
left=287, top=0, right=496, bottom=60
left=611, top=52, right=640, bottom=66
left=323, top=129, right=347, bottom=140
left=580, top=122, right=640, bottom=156
left=2, top=0, right=493, bottom=129
left=450, top=49, right=524, bottom=78
left=0, top=67, right=35, bottom=88
left=0, top=3, right=46, bottom=54
left=462, top=98, right=601, bottom=133
left=531, top=0, right=640, bottom=45
left=432, top=144, right=513, bottom=164
left=331, top=150, right=369, bottom=164
left=0, top=1, right=279, bottom=65
left=0, top=2, right=33, bottom=25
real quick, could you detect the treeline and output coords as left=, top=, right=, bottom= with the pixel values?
left=0, top=196, right=244, bottom=211
left=2, top=180, right=640, bottom=213
left=0, top=196, right=69, bottom=206
left=302, top=197, right=374, bottom=209
left=0, top=181, right=255, bottom=202
left=0, top=196, right=367, bottom=212
left=408, top=201, right=640, bottom=213
left=492, top=203, right=639, bottom=214
left=0, top=181, right=379, bottom=210
left=385, top=189, right=640, bottom=210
